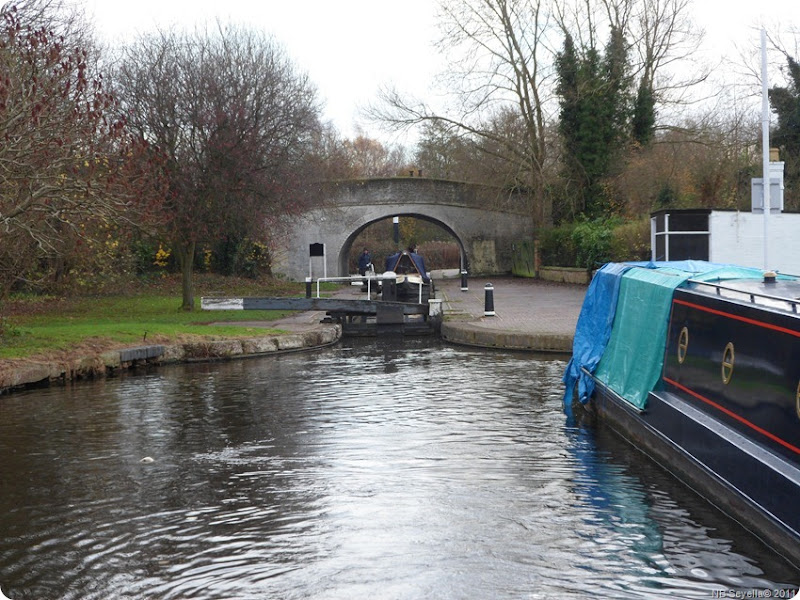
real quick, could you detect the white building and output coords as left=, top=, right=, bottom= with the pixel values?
left=650, top=159, right=800, bottom=274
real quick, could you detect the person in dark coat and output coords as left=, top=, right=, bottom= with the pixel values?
left=385, top=251, right=400, bottom=272
left=358, top=248, right=372, bottom=276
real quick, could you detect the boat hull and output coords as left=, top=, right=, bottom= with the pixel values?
left=395, top=276, right=433, bottom=303
left=586, top=377, right=800, bottom=568
left=664, top=287, right=800, bottom=463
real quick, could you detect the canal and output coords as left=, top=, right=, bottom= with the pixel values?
left=0, top=338, right=797, bottom=599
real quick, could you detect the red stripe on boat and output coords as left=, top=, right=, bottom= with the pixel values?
left=663, top=376, right=800, bottom=455
left=673, top=298, right=800, bottom=338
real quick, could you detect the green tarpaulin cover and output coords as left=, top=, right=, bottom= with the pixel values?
left=566, top=261, right=784, bottom=412
left=592, top=266, right=692, bottom=409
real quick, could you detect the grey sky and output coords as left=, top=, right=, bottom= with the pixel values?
left=86, top=0, right=795, bottom=140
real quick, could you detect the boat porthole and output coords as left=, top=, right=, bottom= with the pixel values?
left=796, top=381, right=800, bottom=421
left=721, top=342, right=735, bottom=384
left=677, top=327, right=689, bottom=364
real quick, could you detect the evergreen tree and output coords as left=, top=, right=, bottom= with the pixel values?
left=555, top=33, right=582, bottom=198
left=769, top=54, right=800, bottom=202
left=555, top=27, right=632, bottom=218
left=632, top=79, right=656, bottom=146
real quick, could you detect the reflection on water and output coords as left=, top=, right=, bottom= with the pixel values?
left=0, top=338, right=797, bottom=599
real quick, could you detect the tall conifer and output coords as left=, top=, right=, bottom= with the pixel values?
left=769, top=55, right=800, bottom=207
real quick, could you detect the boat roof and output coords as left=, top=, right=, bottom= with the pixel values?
left=682, top=276, right=800, bottom=313
left=387, top=251, right=425, bottom=275
left=632, top=261, right=800, bottom=314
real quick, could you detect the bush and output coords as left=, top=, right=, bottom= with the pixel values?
left=571, top=219, right=616, bottom=270
left=538, top=224, right=578, bottom=267
left=609, top=218, right=651, bottom=262
left=539, top=217, right=649, bottom=269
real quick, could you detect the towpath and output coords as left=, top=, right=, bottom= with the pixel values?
left=435, top=275, right=586, bottom=353
left=298, top=273, right=587, bottom=353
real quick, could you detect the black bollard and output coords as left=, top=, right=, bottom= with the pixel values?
left=484, top=282, right=495, bottom=317
left=305, top=277, right=312, bottom=299
left=460, top=270, right=468, bottom=292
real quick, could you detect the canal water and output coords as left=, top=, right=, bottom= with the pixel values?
left=0, top=338, right=797, bottom=599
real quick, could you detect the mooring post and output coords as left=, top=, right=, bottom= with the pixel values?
left=461, top=270, right=468, bottom=292
left=428, top=297, right=443, bottom=332
left=305, top=277, right=312, bottom=299
left=382, top=271, right=397, bottom=301
left=484, top=282, right=495, bottom=317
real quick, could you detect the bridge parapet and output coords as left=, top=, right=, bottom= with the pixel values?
left=322, top=178, right=531, bottom=215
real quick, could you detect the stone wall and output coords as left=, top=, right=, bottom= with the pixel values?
left=271, top=178, right=535, bottom=281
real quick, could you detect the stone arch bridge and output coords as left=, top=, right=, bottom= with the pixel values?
left=271, top=178, right=534, bottom=281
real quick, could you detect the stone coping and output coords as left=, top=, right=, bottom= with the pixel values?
left=440, top=321, right=572, bottom=353
left=0, top=325, right=341, bottom=395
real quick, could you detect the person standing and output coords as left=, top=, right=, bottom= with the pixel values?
left=358, top=248, right=372, bottom=276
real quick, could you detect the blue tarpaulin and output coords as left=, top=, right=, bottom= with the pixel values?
left=562, top=263, right=632, bottom=415
left=562, top=260, right=752, bottom=415
left=592, top=266, right=693, bottom=409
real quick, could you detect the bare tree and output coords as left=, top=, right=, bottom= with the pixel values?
left=113, top=22, right=321, bottom=309
left=375, top=0, right=711, bottom=226
left=628, top=0, right=708, bottom=119
left=373, top=0, right=554, bottom=227
left=0, top=1, right=158, bottom=295
left=342, top=134, right=408, bottom=177
left=613, top=107, right=761, bottom=216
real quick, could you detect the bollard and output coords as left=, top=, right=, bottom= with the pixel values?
left=461, top=270, right=468, bottom=291
left=428, top=297, right=443, bottom=320
left=484, top=282, right=495, bottom=317
left=305, top=277, right=312, bottom=299
left=382, top=271, right=397, bottom=301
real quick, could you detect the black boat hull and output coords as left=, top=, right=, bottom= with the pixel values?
left=586, top=378, right=800, bottom=568
left=664, top=287, right=800, bottom=463
left=395, top=278, right=433, bottom=303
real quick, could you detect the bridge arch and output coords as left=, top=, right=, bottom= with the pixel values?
left=272, top=178, right=533, bottom=281
left=338, top=211, right=468, bottom=276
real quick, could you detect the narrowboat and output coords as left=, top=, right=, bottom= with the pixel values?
left=384, top=250, right=434, bottom=303
left=563, top=261, right=800, bottom=568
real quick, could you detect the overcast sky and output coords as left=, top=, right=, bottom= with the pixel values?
left=85, top=0, right=796, bottom=141
left=86, top=0, right=442, bottom=142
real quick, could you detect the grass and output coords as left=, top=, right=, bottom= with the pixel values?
left=0, top=274, right=327, bottom=361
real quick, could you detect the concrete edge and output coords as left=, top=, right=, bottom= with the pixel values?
left=0, top=325, right=342, bottom=395
left=440, top=321, right=573, bottom=354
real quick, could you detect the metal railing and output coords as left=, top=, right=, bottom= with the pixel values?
left=686, top=278, right=800, bottom=314
left=622, top=263, right=800, bottom=313
left=308, top=274, right=394, bottom=299
left=308, top=273, right=428, bottom=304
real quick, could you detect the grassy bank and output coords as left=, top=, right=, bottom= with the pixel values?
left=0, top=275, right=316, bottom=361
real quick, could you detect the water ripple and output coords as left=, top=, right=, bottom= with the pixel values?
left=0, top=339, right=797, bottom=599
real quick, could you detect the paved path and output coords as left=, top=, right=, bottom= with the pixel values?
left=436, top=275, right=586, bottom=353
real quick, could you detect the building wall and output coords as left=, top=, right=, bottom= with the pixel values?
left=709, top=211, right=800, bottom=274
